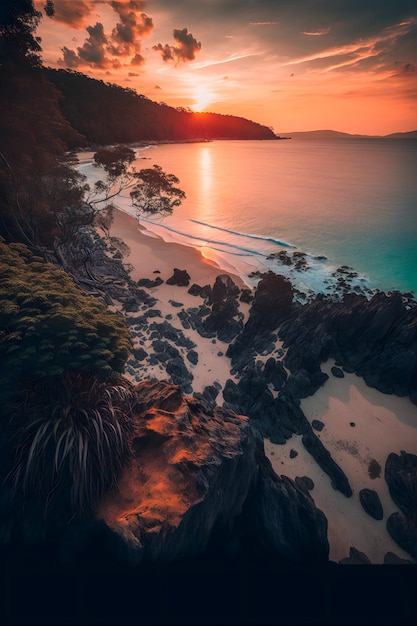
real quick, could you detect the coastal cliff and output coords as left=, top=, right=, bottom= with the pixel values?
left=95, top=380, right=329, bottom=565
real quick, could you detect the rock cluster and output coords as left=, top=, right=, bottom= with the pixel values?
left=279, top=291, right=417, bottom=403
left=95, top=381, right=329, bottom=565
left=385, top=451, right=417, bottom=559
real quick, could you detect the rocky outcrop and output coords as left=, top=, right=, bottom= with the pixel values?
left=359, top=488, right=383, bottom=520
left=339, top=547, right=372, bottom=565
left=302, top=430, right=352, bottom=497
left=385, top=451, right=417, bottom=559
left=279, top=291, right=417, bottom=402
left=96, top=380, right=329, bottom=565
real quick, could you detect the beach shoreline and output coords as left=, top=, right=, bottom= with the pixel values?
left=105, top=206, right=417, bottom=564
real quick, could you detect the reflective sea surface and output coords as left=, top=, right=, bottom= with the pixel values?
left=80, top=138, right=417, bottom=296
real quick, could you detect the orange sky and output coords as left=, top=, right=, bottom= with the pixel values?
left=34, top=0, right=417, bottom=135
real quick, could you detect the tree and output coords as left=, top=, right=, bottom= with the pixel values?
left=0, top=238, right=134, bottom=513
left=0, top=0, right=43, bottom=67
left=87, top=146, right=186, bottom=225
left=131, top=164, right=186, bottom=222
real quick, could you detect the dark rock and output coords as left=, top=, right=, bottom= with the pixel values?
left=132, top=347, right=148, bottom=361
left=137, top=277, right=163, bottom=288
left=312, top=420, right=324, bottom=432
left=302, top=429, right=352, bottom=497
left=166, top=356, right=193, bottom=391
left=289, top=449, right=298, bottom=459
left=166, top=268, right=191, bottom=287
left=274, top=394, right=310, bottom=437
left=208, top=274, right=240, bottom=304
left=152, top=339, right=179, bottom=359
left=93, top=381, right=329, bottom=565
left=240, top=289, right=254, bottom=303
left=147, top=309, right=162, bottom=318
left=122, top=296, right=140, bottom=312
left=339, top=547, right=372, bottom=565
left=251, top=272, right=293, bottom=326
left=188, top=283, right=203, bottom=296
left=385, top=451, right=417, bottom=520
left=359, top=488, right=383, bottom=520
left=263, top=357, right=287, bottom=391
left=384, top=451, right=417, bottom=558
left=285, top=368, right=328, bottom=399
left=278, top=290, right=417, bottom=402
left=295, top=476, right=314, bottom=492
left=331, top=366, right=345, bottom=378
left=169, top=300, right=183, bottom=308
left=350, top=422, right=355, bottom=427
left=386, top=512, right=417, bottom=561
left=383, top=551, right=413, bottom=564
left=149, top=321, right=196, bottom=350
left=201, top=385, right=220, bottom=407
left=186, top=350, right=199, bottom=365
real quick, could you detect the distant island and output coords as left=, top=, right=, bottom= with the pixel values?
left=276, top=129, right=417, bottom=140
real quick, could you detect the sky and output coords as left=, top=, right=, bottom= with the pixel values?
left=34, top=0, right=417, bottom=135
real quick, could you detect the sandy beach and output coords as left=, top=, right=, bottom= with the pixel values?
left=107, top=207, right=417, bottom=564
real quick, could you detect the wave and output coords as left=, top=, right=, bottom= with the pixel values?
left=140, top=217, right=266, bottom=257
left=190, top=219, right=294, bottom=248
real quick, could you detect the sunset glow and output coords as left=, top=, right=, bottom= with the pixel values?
left=34, top=0, right=417, bottom=135
left=192, top=86, right=214, bottom=112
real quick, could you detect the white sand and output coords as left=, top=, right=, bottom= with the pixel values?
left=265, top=360, right=417, bottom=563
left=107, top=209, right=417, bottom=563
left=107, top=209, right=249, bottom=394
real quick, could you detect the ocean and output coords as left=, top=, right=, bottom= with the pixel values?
left=79, top=138, right=417, bottom=297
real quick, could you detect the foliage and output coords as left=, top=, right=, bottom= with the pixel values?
left=0, top=0, right=43, bottom=67
left=0, top=238, right=135, bottom=513
left=10, top=374, right=135, bottom=513
left=0, top=238, right=131, bottom=407
left=131, top=165, right=186, bottom=219
left=87, top=147, right=186, bottom=223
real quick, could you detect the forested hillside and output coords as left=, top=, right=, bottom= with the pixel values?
left=45, top=68, right=277, bottom=145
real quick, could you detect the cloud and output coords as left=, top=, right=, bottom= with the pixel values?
left=249, top=22, right=278, bottom=26
left=110, top=1, right=153, bottom=56
left=153, top=28, right=201, bottom=63
left=57, top=0, right=153, bottom=69
left=49, top=0, right=93, bottom=28
left=302, top=27, right=331, bottom=36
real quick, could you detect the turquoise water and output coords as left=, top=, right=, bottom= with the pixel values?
left=80, top=138, right=417, bottom=295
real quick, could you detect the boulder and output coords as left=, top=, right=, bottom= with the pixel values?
left=166, top=268, right=191, bottom=287
left=383, top=551, right=413, bottom=564
left=302, top=429, right=352, bottom=497
left=339, top=547, right=372, bottom=565
left=384, top=451, right=417, bottom=558
left=251, top=272, right=293, bottom=325
left=359, top=488, right=383, bottom=520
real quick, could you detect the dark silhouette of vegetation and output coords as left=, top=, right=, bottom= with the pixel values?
left=45, top=67, right=277, bottom=145
left=87, top=146, right=186, bottom=224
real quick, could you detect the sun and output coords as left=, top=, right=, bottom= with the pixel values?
left=192, top=86, right=213, bottom=112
